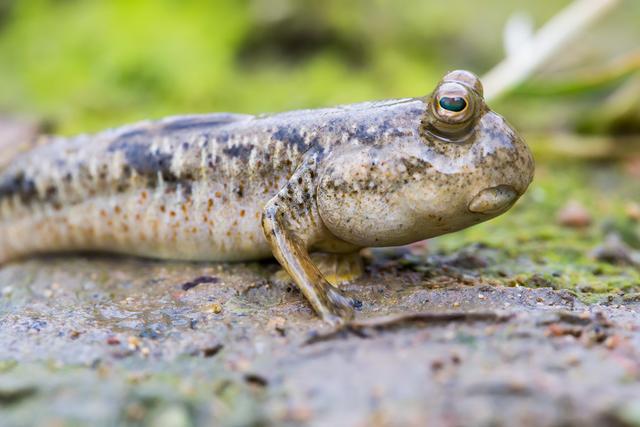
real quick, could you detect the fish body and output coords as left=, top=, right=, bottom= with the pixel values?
left=0, top=100, right=422, bottom=262
left=0, top=70, right=534, bottom=323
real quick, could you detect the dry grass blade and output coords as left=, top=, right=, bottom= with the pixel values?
left=483, top=0, right=621, bottom=102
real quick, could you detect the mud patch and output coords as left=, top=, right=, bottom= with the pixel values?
left=1, top=254, right=640, bottom=427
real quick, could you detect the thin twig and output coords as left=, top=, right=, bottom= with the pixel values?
left=304, top=311, right=514, bottom=345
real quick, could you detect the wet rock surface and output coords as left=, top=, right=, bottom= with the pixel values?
left=1, top=253, right=640, bottom=427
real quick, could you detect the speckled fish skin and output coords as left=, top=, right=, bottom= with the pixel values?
left=0, top=102, right=419, bottom=262
left=0, top=70, right=534, bottom=323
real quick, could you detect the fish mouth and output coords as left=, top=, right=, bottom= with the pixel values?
left=468, top=185, right=519, bottom=214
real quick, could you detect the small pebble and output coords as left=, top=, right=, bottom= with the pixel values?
left=431, top=359, right=445, bottom=371
left=208, top=303, right=223, bottom=314
left=127, top=336, right=141, bottom=350
left=565, top=354, right=581, bottom=367
left=591, top=233, right=637, bottom=266
left=124, top=403, right=147, bottom=422
left=624, top=156, right=640, bottom=178
left=626, top=202, right=640, bottom=221
left=202, top=344, right=223, bottom=358
left=267, top=316, right=286, bottom=335
left=106, top=336, right=120, bottom=346
left=147, top=404, right=191, bottom=427
left=604, top=334, right=622, bottom=350
left=283, top=405, right=313, bottom=423
left=557, top=200, right=592, bottom=228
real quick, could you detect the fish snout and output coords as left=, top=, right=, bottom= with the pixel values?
left=468, top=185, right=519, bottom=214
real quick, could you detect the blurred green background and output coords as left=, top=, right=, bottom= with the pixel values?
left=0, top=0, right=638, bottom=136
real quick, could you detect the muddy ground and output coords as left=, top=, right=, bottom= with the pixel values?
left=1, top=159, right=640, bottom=427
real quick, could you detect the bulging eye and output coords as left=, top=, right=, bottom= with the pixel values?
left=424, top=79, right=482, bottom=142
left=438, top=96, right=467, bottom=112
left=431, top=82, right=475, bottom=126
left=422, top=70, right=484, bottom=142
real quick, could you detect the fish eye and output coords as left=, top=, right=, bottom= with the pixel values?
left=438, top=96, right=467, bottom=113
left=421, top=70, right=485, bottom=142
left=423, top=78, right=482, bottom=142
left=431, top=82, right=475, bottom=126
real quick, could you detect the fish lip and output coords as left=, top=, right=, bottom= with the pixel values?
left=468, top=184, right=519, bottom=214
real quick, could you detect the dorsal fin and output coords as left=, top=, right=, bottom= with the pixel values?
left=0, top=113, right=254, bottom=171
left=101, top=112, right=255, bottom=148
left=158, top=113, right=253, bottom=132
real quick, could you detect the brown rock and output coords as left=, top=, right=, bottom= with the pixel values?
left=625, top=202, right=640, bottom=222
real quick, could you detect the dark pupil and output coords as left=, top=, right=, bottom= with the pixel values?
left=439, top=96, right=467, bottom=112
